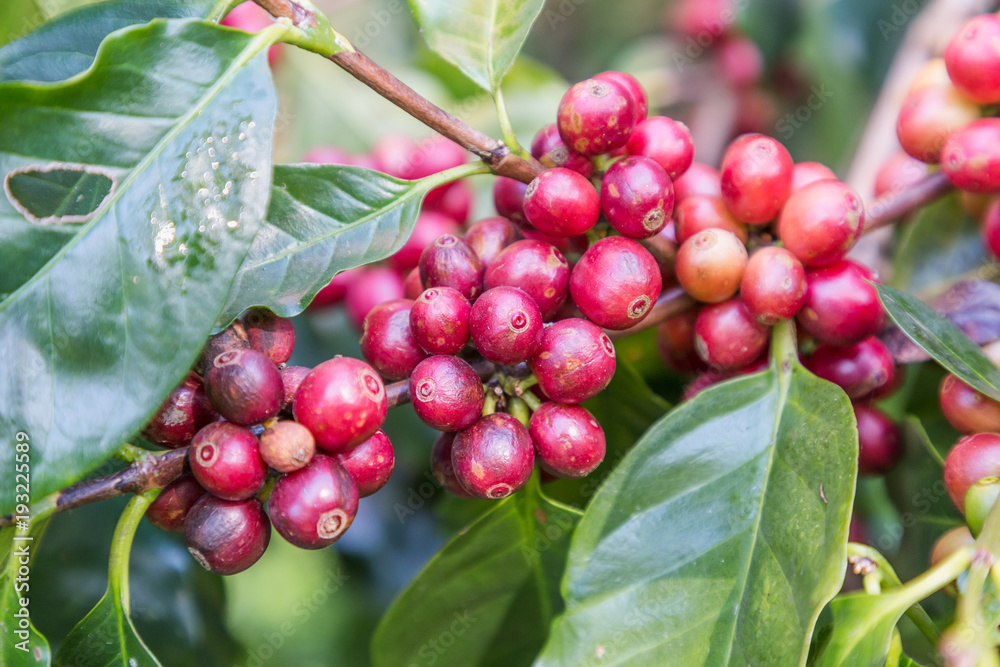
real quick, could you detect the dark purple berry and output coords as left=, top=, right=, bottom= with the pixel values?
left=145, top=474, right=205, bottom=533
left=337, top=430, right=394, bottom=497
left=241, top=307, right=295, bottom=365
left=529, top=318, right=616, bottom=404
left=523, top=168, right=600, bottom=237
left=493, top=177, right=528, bottom=225
left=205, top=348, right=283, bottom=426
left=184, top=495, right=270, bottom=575
left=529, top=402, right=606, bottom=478
left=360, top=299, right=428, bottom=380
left=804, top=337, right=896, bottom=400
left=419, top=234, right=484, bottom=301
left=431, top=433, right=473, bottom=498
left=855, top=405, right=903, bottom=476
left=451, top=413, right=534, bottom=500
left=267, top=454, right=359, bottom=549
left=464, top=216, right=524, bottom=268
left=409, top=356, right=485, bottom=432
left=470, top=287, right=544, bottom=365
left=258, top=420, right=315, bottom=473
left=278, top=365, right=310, bottom=417
left=293, top=357, right=387, bottom=453
left=195, top=320, right=249, bottom=375
left=189, top=422, right=268, bottom=501
left=570, top=236, right=662, bottom=329
left=600, top=156, right=674, bottom=239
left=484, top=239, right=570, bottom=319
left=409, top=287, right=471, bottom=355
left=143, top=372, right=217, bottom=449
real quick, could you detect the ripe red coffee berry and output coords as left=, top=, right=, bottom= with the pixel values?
left=143, top=373, right=216, bottom=449
left=451, top=413, right=535, bottom=500
left=944, top=433, right=1000, bottom=512
left=419, top=234, right=484, bottom=301
left=531, top=123, right=594, bottom=177
left=720, top=133, right=793, bottom=224
left=464, top=216, right=523, bottom=268
left=982, top=199, right=1000, bottom=259
left=360, top=299, right=427, bottom=380
left=293, top=357, right=387, bottom=452
left=278, top=365, right=310, bottom=416
left=674, top=161, right=721, bottom=201
left=625, top=116, right=694, bottom=180
left=855, top=405, right=903, bottom=476
left=403, top=267, right=423, bottom=299
left=345, top=267, right=405, bottom=329
left=470, top=286, right=544, bottom=365
left=570, top=236, right=662, bottom=329
left=189, top=421, right=267, bottom=501
left=594, top=70, right=648, bottom=122
left=493, top=177, right=528, bottom=225
left=258, top=420, right=315, bottom=473
left=523, top=168, right=600, bottom=237
left=740, top=247, right=807, bottom=324
left=557, top=77, right=638, bottom=156
left=945, top=14, right=1000, bottom=104
left=145, top=474, right=205, bottom=533
left=484, top=239, right=570, bottom=319
left=529, top=318, right=616, bottom=403
left=790, top=162, right=837, bottom=192
left=184, top=496, right=270, bottom=575
left=431, top=433, right=473, bottom=498
left=241, top=307, right=295, bottom=366
left=410, top=356, right=485, bottom=432
left=656, top=310, right=707, bottom=374
left=716, top=35, right=764, bottom=87
left=941, top=119, right=1000, bottom=193
left=796, top=260, right=884, bottom=346
left=205, top=349, right=283, bottom=426
left=600, top=156, right=674, bottom=238
left=874, top=151, right=928, bottom=198
left=694, top=298, right=769, bottom=370
left=409, top=287, right=471, bottom=355
left=337, top=430, right=394, bottom=497
left=674, top=196, right=748, bottom=244
left=675, top=228, right=748, bottom=304
left=529, top=402, right=606, bottom=479
left=939, top=373, right=1000, bottom=434
left=777, top=180, right=865, bottom=266
left=896, top=85, right=980, bottom=163
left=390, top=210, right=461, bottom=272
left=267, top=454, right=359, bottom=549
left=803, top=337, right=895, bottom=400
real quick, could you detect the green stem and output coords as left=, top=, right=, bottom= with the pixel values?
left=494, top=87, right=526, bottom=159
left=418, top=162, right=492, bottom=191
left=114, top=443, right=151, bottom=465
left=519, top=390, right=541, bottom=412
left=506, top=397, right=531, bottom=427
left=482, top=391, right=498, bottom=417
left=770, top=318, right=799, bottom=371
left=108, top=490, right=159, bottom=610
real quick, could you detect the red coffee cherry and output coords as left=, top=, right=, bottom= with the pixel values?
left=267, top=454, right=359, bottom=549
left=874, top=151, right=928, bottom=198
left=625, top=116, right=694, bottom=180
left=740, top=246, right=807, bottom=324
left=431, top=433, right=473, bottom=498
left=145, top=474, right=205, bottom=533
left=409, top=287, right=471, bottom=355
left=675, top=228, right=748, bottom=304
left=493, top=176, right=528, bottom=225
left=409, top=356, right=485, bottom=432
left=404, top=268, right=424, bottom=301
left=241, top=307, right=295, bottom=366
left=939, top=373, right=1000, bottom=434
left=337, top=430, right=394, bottom=497
left=570, top=236, right=662, bottom=329
left=593, top=70, right=648, bottom=122
left=205, top=348, right=284, bottom=426
left=529, top=318, right=616, bottom=403
left=855, top=405, right=903, bottom=476
left=428, top=180, right=473, bottom=224
left=451, top=413, right=535, bottom=499
left=803, top=337, right=895, bottom=400
left=189, top=422, right=267, bottom=501
left=777, top=180, right=865, bottom=267
left=600, top=156, right=674, bottom=239
left=531, top=123, right=594, bottom=177
left=941, top=119, right=1000, bottom=193
left=391, top=210, right=461, bottom=272
left=656, top=310, right=707, bottom=374
left=796, top=260, right=884, bottom=346
left=360, top=299, right=427, bottom=381
left=790, top=162, right=837, bottom=192
left=310, top=267, right=361, bottom=309
left=278, top=365, right=310, bottom=417
left=523, top=168, right=600, bottom=237
left=666, top=0, right=733, bottom=40
left=674, top=195, right=748, bottom=244
left=484, top=239, right=570, bottom=319
left=720, top=133, right=794, bottom=224
left=470, top=286, right=544, bottom=365
left=944, top=433, right=1000, bottom=512
left=982, top=199, right=1000, bottom=259
left=694, top=298, right=770, bottom=370
left=529, top=402, right=606, bottom=479
left=345, top=267, right=406, bottom=329
left=143, top=372, right=217, bottom=449
left=293, top=357, right=387, bottom=453
left=184, top=495, right=270, bottom=575
left=258, top=420, right=315, bottom=473
left=557, top=77, right=638, bottom=156
left=419, top=234, right=484, bottom=301
left=673, top=161, right=721, bottom=201
left=716, top=35, right=763, bottom=87
left=463, top=216, right=523, bottom=269
left=945, top=14, right=1000, bottom=104
left=896, top=84, right=980, bottom=163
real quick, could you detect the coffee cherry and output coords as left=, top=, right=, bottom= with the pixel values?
left=410, top=356, right=485, bottom=432
left=451, top=413, right=534, bottom=499
left=463, top=216, right=523, bottom=269
left=570, top=236, right=662, bottom=329
left=205, top=349, right=283, bottom=426
left=143, top=373, right=216, bottom=449
left=964, top=476, right=1000, bottom=536
left=220, top=2, right=281, bottom=67
left=656, top=310, right=707, bottom=374
left=945, top=14, right=1000, bottom=104
left=523, top=168, right=600, bottom=237
left=429, top=180, right=472, bottom=225
left=409, top=287, right=471, bottom=355
left=293, top=357, right=387, bottom=453
left=431, top=433, right=473, bottom=498
left=625, top=116, right=694, bottom=180
left=267, top=454, right=359, bottom=549
left=419, top=234, right=484, bottom=301
left=310, top=268, right=361, bottom=309
left=931, top=525, right=975, bottom=567
left=941, top=119, right=1000, bottom=193
left=484, top=239, right=570, bottom=319
left=391, top=210, right=461, bottom=272
left=720, top=133, right=793, bottom=224
left=145, top=474, right=205, bottom=533
left=908, top=57, right=951, bottom=94
left=529, top=318, right=616, bottom=403
left=557, top=77, right=638, bottom=156
left=983, top=199, right=1000, bottom=259
left=854, top=405, right=903, bottom=475
left=241, top=308, right=295, bottom=366
left=345, top=267, right=405, bottom=329
left=189, top=422, right=267, bottom=500
left=600, top=156, right=674, bottom=238
left=673, top=195, right=748, bottom=244
left=185, top=495, right=270, bottom=575
left=593, top=70, right=648, bottom=122
left=939, top=373, right=1000, bottom=434
left=531, top=124, right=594, bottom=177
left=944, top=433, right=1000, bottom=512
left=470, top=287, right=544, bottom=365
left=874, top=151, right=928, bottom=198
left=399, top=136, right=467, bottom=182
left=777, top=180, right=865, bottom=266
left=804, top=338, right=895, bottom=400
left=796, top=260, right=884, bottom=346
left=666, top=0, right=732, bottom=39
left=694, top=298, right=769, bottom=370
left=716, top=35, right=763, bottom=87
left=258, top=420, right=315, bottom=473
left=675, top=228, right=748, bottom=304
left=493, top=177, right=528, bottom=225
left=740, top=247, right=807, bottom=324
left=896, top=84, right=979, bottom=163
left=278, top=365, right=310, bottom=417
left=403, top=267, right=423, bottom=299
left=673, top=162, right=721, bottom=201
left=790, top=162, right=837, bottom=192
left=529, top=402, right=606, bottom=478
left=337, top=430, right=394, bottom=497
left=195, top=320, right=249, bottom=375
left=360, top=299, right=427, bottom=381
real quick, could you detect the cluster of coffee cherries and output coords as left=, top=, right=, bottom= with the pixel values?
left=142, top=308, right=394, bottom=575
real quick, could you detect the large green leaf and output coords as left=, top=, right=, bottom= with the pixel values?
left=0, top=0, right=225, bottom=84
left=371, top=479, right=582, bottom=667
left=0, top=519, right=52, bottom=667
left=536, top=323, right=857, bottom=667
left=876, top=283, right=1000, bottom=402
left=408, top=0, right=545, bottom=92
left=0, top=19, right=281, bottom=514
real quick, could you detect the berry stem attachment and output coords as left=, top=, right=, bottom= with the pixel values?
left=506, top=396, right=531, bottom=427
left=519, top=390, right=542, bottom=412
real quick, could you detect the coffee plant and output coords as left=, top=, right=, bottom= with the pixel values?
left=3, top=0, right=1000, bottom=665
